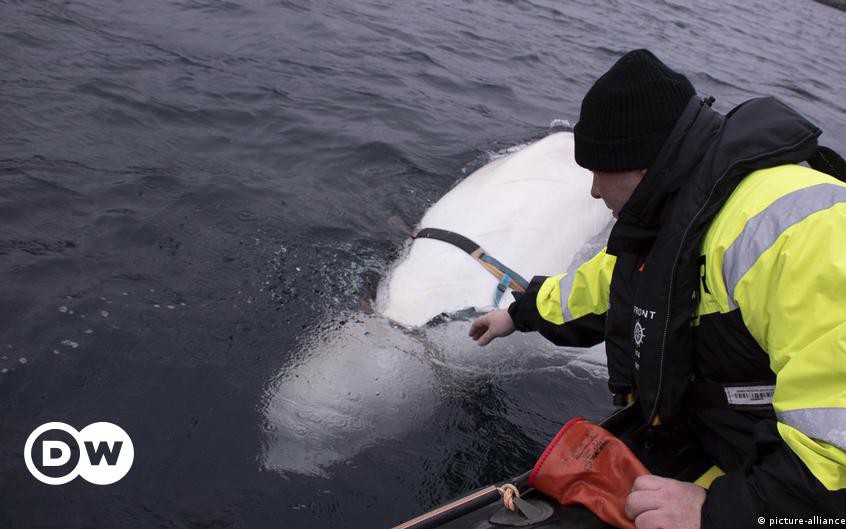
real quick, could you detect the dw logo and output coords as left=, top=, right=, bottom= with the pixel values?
left=25, top=422, right=134, bottom=485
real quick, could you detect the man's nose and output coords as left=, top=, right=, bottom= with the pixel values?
left=590, top=173, right=601, bottom=199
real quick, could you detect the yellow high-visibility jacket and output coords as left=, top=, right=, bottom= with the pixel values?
left=509, top=96, right=846, bottom=525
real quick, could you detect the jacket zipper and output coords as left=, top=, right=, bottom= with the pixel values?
left=646, top=134, right=818, bottom=425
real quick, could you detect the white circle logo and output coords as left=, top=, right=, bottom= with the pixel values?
left=25, top=422, right=134, bottom=485
left=633, top=320, right=646, bottom=347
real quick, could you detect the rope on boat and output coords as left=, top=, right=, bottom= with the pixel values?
left=496, top=483, right=520, bottom=512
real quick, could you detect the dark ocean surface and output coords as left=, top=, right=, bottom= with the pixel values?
left=1, top=0, right=845, bottom=527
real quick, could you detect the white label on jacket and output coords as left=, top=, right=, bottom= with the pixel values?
left=724, top=385, right=775, bottom=406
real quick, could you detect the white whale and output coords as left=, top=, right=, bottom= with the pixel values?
left=378, top=131, right=612, bottom=327
left=261, top=313, right=438, bottom=477
left=261, top=132, right=612, bottom=477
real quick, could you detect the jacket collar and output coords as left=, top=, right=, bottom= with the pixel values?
left=605, top=96, right=820, bottom=256
left=607, top=96, right=719, bottom=254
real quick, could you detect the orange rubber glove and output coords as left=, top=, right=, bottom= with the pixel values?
left=528, top=418, right=650, bottom=529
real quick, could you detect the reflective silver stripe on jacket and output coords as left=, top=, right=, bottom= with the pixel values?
left=778, top=408, right=846, bottom=451
left=724, top=183, right=846, bottom=310
left=558, top=273, right=576, bottom=322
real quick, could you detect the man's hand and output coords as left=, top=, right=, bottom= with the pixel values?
left=625, top=475, right=706, bottom=529
left=468, top=309, right=515, bottom=346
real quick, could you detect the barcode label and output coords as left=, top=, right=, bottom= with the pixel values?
left=724, top=385, right=775, bottom=406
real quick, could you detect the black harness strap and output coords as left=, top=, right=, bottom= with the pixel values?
left=413, top=227, right=481, bottom=256
left=411, top=227, right=529, bottom=293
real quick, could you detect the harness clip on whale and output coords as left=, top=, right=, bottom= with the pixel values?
left=410, top=227, right=529, bottom=305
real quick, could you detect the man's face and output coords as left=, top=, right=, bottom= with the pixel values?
left=590, top=169, right=647, bottom=218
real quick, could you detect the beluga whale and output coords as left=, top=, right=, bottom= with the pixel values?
left=261, top=131, right=612, bottom=477
left=378, top=131, right=612, bottom=327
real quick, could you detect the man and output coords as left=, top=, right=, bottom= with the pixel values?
left=469, top=50, right=846, bottom=529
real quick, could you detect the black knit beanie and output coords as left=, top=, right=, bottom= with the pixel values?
left=574, top=49, right=695, bottom=172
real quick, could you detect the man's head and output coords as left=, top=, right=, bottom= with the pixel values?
left=574, top=49, right=695, bottom=217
